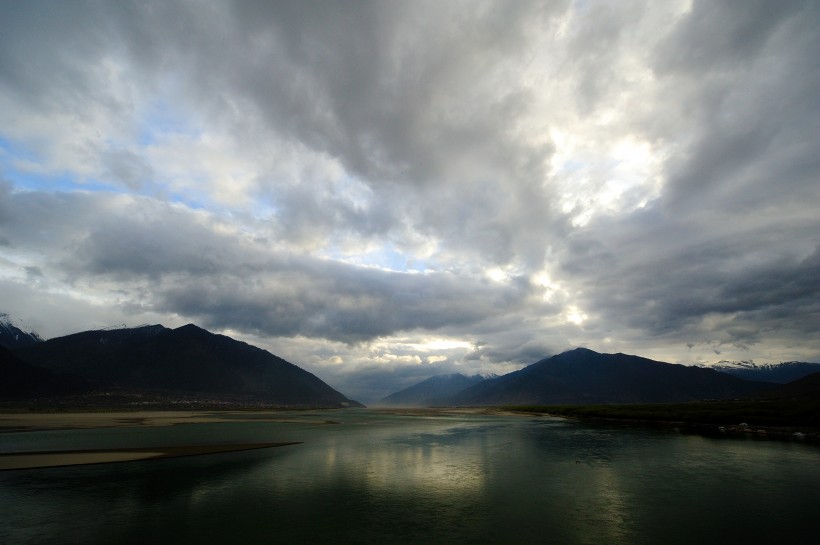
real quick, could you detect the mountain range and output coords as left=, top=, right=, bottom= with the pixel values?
left=765, top=371, right=820, bottom=399
left=0, top=345, right=89, bottom=398
left=379, top=373, right=492, bottom=406
left=3, top=312, right=819, bottom=409
left=708, top=360, right=820, bottom=384
left=5, top=322, right=361, bottom=408
left=384, top=348, right=777, bottom=407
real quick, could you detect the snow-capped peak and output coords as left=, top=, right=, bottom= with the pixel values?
left=0, top=312, right=44, bottom=348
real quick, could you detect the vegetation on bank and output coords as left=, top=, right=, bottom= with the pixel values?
left=503, top=398, right=820, bottom=428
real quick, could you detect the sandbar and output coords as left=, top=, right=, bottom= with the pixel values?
left=0, top=410, right=336, bottom=432
left=0, top=441, right=300, bottom=471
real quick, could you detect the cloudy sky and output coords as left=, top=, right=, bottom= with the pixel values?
left=1, top=0, right=818, bottom=402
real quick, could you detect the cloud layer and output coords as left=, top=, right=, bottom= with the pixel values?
left=2, top=1, right=818, bottom=402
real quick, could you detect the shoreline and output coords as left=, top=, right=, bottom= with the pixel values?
left=500, top=407, right=820, bottom=444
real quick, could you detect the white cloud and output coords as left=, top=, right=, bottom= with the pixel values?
left=1, top=0, right=819, bottom=402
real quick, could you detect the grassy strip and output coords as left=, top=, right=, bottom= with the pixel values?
left=502, top=398, right=820, bottom=428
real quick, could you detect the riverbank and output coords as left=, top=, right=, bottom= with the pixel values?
left=502, top=399, right=820, bottom=443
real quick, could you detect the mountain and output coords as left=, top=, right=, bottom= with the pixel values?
left=379, top=373, right=491, bottom=406
left=710, top=361, right=820, bottom=384
left=13, top=323, right=362, bottom=408
left=0, top=345, right=89, bottom=398
left=764, top=371, right=820, bottom=399
left=444, top=348, right=773, bottom=406
left=0, top=313, right=44, bottom=349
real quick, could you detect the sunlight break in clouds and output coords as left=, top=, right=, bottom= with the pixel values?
left=1, top=0, right=819, bottom=402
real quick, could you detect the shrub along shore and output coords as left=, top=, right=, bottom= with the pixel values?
left=502, top=398, right=820, bottom=442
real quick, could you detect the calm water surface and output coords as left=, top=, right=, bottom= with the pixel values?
left=1, top=409, right=818, bottom=544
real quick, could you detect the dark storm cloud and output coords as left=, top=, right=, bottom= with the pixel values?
left=0, top=3, right=107, bottom=109
left=270, top=178, right=397, bottom=247
left=221, top=0, right=565, bottom=269
left=464, top=337, right=555, bottom=367
left=55, top=0, right=560, bottom=191
left=155, top=259, right=530, bottom=343
left=101, top=149, right=155, bottom=191
left=653, top=0, right=820, bottom=214
left=223, top=0, right=564, bottom=186
left=65, top=204, right=256, bottom=280
left=0, top=183, right=107, bottom=251
left=562, top=204, right=820, bottom=352
left=1, top=188, right=544, bottom=344
left=510, top=0, right=820, bottom=362
left=589, top=0, right=820, bottom=354
left=2, top=0, right=820, bottom=379
left=24, top=266, right=43, bottom=278
left=654, top=0, right=802, bottom=73
left=0, top=0, right=567, bottom=268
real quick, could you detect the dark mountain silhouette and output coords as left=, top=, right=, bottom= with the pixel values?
left=0, top=313, right=44, bottom=349
left=711, top=361, right=820, bottom=384
left=444, top=348, right=772, bottom=406
left=379, top=373, right=490, bottom=406
left=14, top=324, right=361, bottom=407
left=0, top=345, right=89, bottom=397
left=764, top=371, right=820, bottom=399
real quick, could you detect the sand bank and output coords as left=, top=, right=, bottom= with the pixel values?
left=0, top=410, right=336, bottom=432
left=0, top=441, right=300, bottom=471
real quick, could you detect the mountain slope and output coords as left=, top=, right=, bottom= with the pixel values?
left=764, top=371, right=820, bottom=399
left=15, top=323, right=361, bottom=407
left=446, top=348, right=772, bottom=406
left=13, top=324, right=169, bottom=381
left=379, top=373, right=489, bottom=406
left=0, top=313, right=44, bottom=349
left=0, top=345, right=89, bottom=398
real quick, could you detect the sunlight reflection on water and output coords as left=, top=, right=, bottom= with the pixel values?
left=1, top=410, right=819, bottom=545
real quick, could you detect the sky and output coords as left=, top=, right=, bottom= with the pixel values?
left=1, top=0, right=818, bottom=403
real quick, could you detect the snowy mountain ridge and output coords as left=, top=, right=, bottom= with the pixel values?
left=0, top=313, right=44, bottom=348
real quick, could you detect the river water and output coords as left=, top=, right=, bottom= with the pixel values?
left=1, top=409, right=818, bottom=544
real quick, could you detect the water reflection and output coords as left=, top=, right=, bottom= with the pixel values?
left=323, top=425, right=491, bottom=497
left=2, top=411, right=819, bottom=545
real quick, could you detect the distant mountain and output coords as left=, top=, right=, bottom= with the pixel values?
left=0, top=313, right=44, bottom=349
left=0, top=345, right=89, bottom=398
left=710, top=361, right=820, bottom=384
left=379, top=373, right=491, bottom=406
left=13, top=323, right=362, bottom=408
left=444, top=348, right=772, bottom=406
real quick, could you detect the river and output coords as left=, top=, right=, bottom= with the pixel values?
left=1, top=409, right=818, bottom=544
